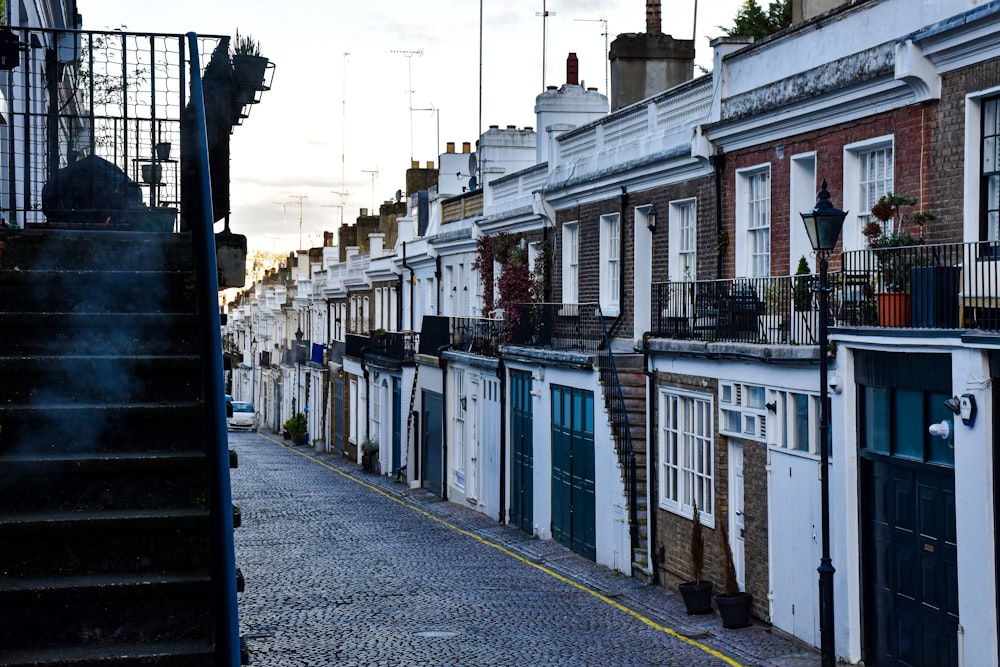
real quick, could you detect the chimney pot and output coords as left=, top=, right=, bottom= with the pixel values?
left=646, top=0, right=661, bottom=34
left=446, top=141, right=455, bottom=153
left=426, top=161, right=435, bottom=169
left=411, top=160, right=419, bottom=169
left=462, top=142, right=471, bottom=153
left=566, top=52, right=579, bottom=85
left=546, top=85, right=557, bottom=90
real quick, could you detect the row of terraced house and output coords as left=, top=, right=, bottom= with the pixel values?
left=224, top=1, right=1000, bottom=665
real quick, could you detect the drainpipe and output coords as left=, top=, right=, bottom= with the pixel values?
left=642, top=332, right=657, bottom=584
left=710, top=153, right=726, bottom=280
left=437, top=344, right=450, bottom=501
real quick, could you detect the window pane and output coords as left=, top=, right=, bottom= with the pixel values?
left=793, top=393, right=810, bottom=452
left=864, top=386, right=890, bottom=453
left=894, top=389, right=924, bottom=460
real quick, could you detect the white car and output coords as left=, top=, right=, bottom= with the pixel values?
left=228, top=401, right=257, bottom=431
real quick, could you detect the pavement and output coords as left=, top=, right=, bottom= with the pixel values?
left=234, top=431, right=821, bottom=667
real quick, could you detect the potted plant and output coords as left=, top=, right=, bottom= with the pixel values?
left=862, top=193, right=932, bottom=327
left=714, top=522, right=752, bottom=628
left=361, top=437, right=379, bottom=472
left=284, top=412, right=307, bottom=445
left=678, top=503, right=714, bottom=614
left=230, top=30, right=269, bottom=109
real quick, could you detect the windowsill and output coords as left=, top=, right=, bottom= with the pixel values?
left=600, top=304, right=620, bottom=318
left=659, top=500, right=716, bottom=528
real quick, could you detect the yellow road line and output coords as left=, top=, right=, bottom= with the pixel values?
left=264, top=436, right=742, bottom=667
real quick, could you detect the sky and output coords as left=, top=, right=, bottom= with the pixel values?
left=80, top=0, right=746, bottom=254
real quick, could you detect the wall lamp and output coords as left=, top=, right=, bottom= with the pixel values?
left=638, top=204, right=657, bottom=231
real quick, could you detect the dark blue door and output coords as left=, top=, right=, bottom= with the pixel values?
left=510, top=370, right=533, bottom=533
left=551, top=384, right=595, bottom=561
left=422, top=390, right=444, bottom=498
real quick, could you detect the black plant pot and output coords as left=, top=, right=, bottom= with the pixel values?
left=678, top=580, right=714, bottom=615
left=714, top=592, right=752, bottom=628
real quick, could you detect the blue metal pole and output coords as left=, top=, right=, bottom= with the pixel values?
left=186, top=32, right=240, bottom=667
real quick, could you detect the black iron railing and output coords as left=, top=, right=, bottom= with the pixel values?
left=651, top=275, right=821, bottom=344
left=841, top=241, right=1000, bottom=330
left=3, top=28, right=228, bottom=231
left=507, top=303, right=604, bottom=352
left=450, top=316, right=503, bottom=357
left=370, top=330, right=418, bottom=361
left=594, top=308, right=638, bottom=555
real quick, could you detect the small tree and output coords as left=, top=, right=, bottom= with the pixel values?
left=718, top=522, right=741, bottom=596
left=722, top=0, right=792, bottom=40
left=793, top=255, right=812, bottom=312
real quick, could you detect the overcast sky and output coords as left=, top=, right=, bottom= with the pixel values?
left=80, top=0, right=745, bottom=253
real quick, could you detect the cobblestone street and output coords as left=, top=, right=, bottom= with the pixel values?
left=232, top=432, right=820, bottom=667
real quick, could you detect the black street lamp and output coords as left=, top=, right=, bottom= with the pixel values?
left=799, top=179, right=847, bottom=667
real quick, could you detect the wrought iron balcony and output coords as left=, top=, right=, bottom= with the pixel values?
left=650, top=276, right=820, bottom=345
left=3, top=28, right=230, bottom=231
left=345, top=330, right=417, bottom=362
left=507, top=303, right=605, bottom=353
left=841, top=240, right=1000, bottom=330
left=418, top=315, right=503, bottom=357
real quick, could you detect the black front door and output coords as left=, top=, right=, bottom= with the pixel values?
left=421, top=390, right=444, bottom=497
left=392, top=377, right=402, bottom=474
left=858, top=351, right=957, bottom=667
left=510, top=370, right=533, bottom=532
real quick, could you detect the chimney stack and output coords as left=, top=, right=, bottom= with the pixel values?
left=646, top=0, right=661, bottom=35
left=566, top=52, right=579, bottom=85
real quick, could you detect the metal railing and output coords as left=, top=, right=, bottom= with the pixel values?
left=595, top=309, right=638, bottom=555
left=449, top=316, right=503, bottom=357
left=370, top=330, right=418, bottom=361
left=2, top=28, right=226, bottom=230
left=507, top=302, right=604, bottom=352
left=650, top=275, right=821, bottom=344
left=841, top=241, right=1000, bottom=330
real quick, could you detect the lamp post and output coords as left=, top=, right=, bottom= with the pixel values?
left=250, top=336, right=257, bottom=409
left=294, top=326, right=304, bottom=415
left=799, top=180, right=847, bottom=667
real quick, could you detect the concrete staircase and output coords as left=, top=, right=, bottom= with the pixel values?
left=0, top=229, right=234, bottom=666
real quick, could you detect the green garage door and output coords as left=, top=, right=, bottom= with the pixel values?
left=551, top=384, right=595, bottom=561
left=510, top=370, right=533, bottom=533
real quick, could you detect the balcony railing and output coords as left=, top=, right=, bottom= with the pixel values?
left=841, top=241, right=1000, bottom=330
left=507, top=303, right=605, bottom=353
left=650, top=275, right=820, bottom=345
left=418, top=315, right=503, bottom=357
left=5, top=28, right=226, bottom=230
left=344, top=330, right=417, bottom=361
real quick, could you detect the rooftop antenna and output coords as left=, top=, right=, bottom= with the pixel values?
left=574, top=15, right=609, bottom=96
left=361, top=169, right=379, bottom=214
left=272, top=200, right=291, bottom=250
left=342, top=50, right=350, bottom=232
left=391, top=48, right=424, bottom=162
left=536, top=0, right=556, bottom=90
left=287, top=194, right=308, bottom=250
left=329, top=190, right=347, bottom=228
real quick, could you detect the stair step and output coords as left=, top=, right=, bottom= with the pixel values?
left=0, top=355, right=201, bottom=405
left=0, top=404, right=209, bottom=455
left=0, top=509, right=211, bottom=578
left=0, top=452, right=209, bottom=513
left=0, top=229, right=194, bottom=273
left=0, top=270, right=196, bottom=314
left=0, top=574, right=212, bottom=652
left=0, top=312, right=200, bottom=356
left=0, top=640, right=215, bottom=667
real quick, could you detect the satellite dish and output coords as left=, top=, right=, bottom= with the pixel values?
left=468, top=176, right=478, bottom=191
left=395, top=189, right=403, bottom=202
left=468, top=152, right=478, bottom=179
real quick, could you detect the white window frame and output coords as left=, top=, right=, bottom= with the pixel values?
left=668, top=198, right=697, bottom=282
left=562, top=221, right=579, bottom=305
left=658, top=388, right=715, bottom=526
left=453, top=368, right=466, bottom=488
left=766, top=388, right=820, bottom=455
left=843, top=135, right=894, bottom=251
left=600, top=213, right=621, bottom=316
left=735, top=165, right=771, bottom=278
left=719, top=382, right=768, bottom=443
